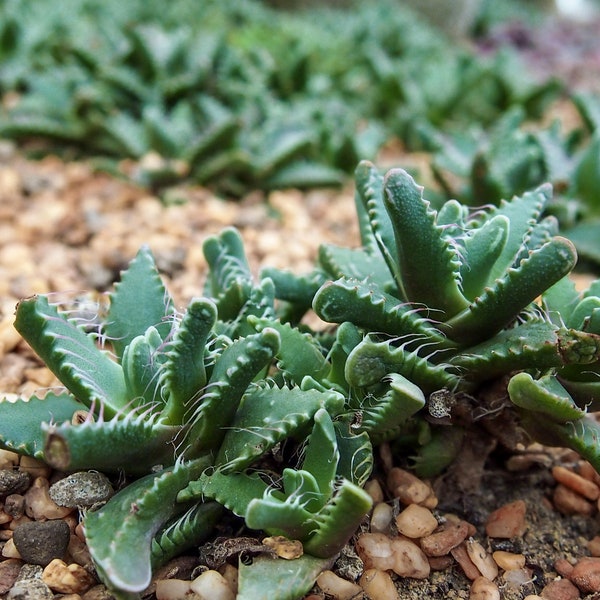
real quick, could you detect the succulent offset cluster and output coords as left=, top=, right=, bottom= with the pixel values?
left=2, top=162, right=600, bottom=598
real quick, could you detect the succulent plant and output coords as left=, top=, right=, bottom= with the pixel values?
left=0, top=229, right=372, bottom=599
left=266, top=160, right=600, bottom=477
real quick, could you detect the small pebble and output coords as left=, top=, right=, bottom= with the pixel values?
left=0, top=450, right=19, bottom=470
left=588, top=536, right=600, bottom=557
left=18, top=457, right=51, bottom=479
left=451, top=542, right=481, bottom=581
left=492, top=550, right=526, bottom=571
left=502, top=568, right=534, bottom=589
left=24, top=477, right=73, bottom=520
left=552, top=466, right=599, bottom=501
left=390, top=537, right=430, bottom=579
left=49, top=471, right=114, bottom=509
left=4, top=494, right=25, bottom=519
left=466, top=539, right=498, bottom=581
left=394, top=504, right=438, bottom=539
left=6, top=578, right=54, bottom=600
left=355, top=533, right=395, bottom=571
left=42, top=558, right=96, bottom=594
left=316, top=570, right=362, bottom=600
left=554, top=558, right=575, bottom=578
left=364, top=480, right=384, bottom=504
left=155, top=579, right=195, bottom=600
left=0, top=559, right=23, bottom=594
left=420, top=520, right=469, bottom=557
left=568, top=557, right=600, bottom=593
left=189, top=569, right=235, bottom=600
left=540, top=578, right=581, bottom=600
left=485, top=500, right=527, bottom=538
left=13, top=519, right=71, bottom=566
left=370, top=502, right=393, bottom=533
left=469, top=575, right=500, bottom=600
left=387, top=468, right=432, bottom=506
left=2, top=538, right=22, bottom=559
left=359, top=568, right=399, bottom=600
left=0, top=470, right=31, bottom=496
left=553, top=484, right=595, bottom=516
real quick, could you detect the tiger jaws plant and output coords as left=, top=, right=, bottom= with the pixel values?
left=2, top=161, right=600, bottom=598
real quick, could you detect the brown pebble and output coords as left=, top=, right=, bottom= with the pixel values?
left=576, top=461, right=600, bottom=487
left=469, top=575, right=500, bottom=600
left=552, top=466, right=600, bottom=501
left=588, top=536, right=600, bottom=557
left=554, top=558, right=575, bottom=578
left=541, top=578, right=581, bottom=600
left=387, top=468, right=432, bottom=505
left=553, top=484, right=595, bottom=516
left=420, top=520, right=470, bottom=557
left=428, top=555, right=454, bottom=571
left=485, top=500, right=527, bottom=538
left=451, top=542, right=481, bottom=581
left=568, top=557, right=600, bottom=593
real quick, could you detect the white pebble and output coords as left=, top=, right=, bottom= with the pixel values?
left=355, top=533, right=395, bottom=571
left=316, top=570, right=362, bottom=600
left=371, top=503, right=393, bottom=533
left=190, top=569, right=235, bottom=600
left=155, top=579, right=193, bottom=600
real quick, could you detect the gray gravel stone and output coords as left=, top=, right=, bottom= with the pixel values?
left=49, top=471, right=114, bottom=509
left=12, top=520, right=70, bottom=566
left=6, top=578, right=54, bottom=600
left=0, top=470, right=30, bottom=496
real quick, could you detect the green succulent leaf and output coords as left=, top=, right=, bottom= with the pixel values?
left=203, top=227, right=253, bottom=320
left=250, top=316, right=328, bottom=385
left=357, top=372, right=427, bottom=443
left=150, top=502, right=223, bottom=569
left=0, top=392, right=82, bottom=459
left=519, top=412, right=600, bottom=474
left=216, top=384, right=345, bottom=472
left=160, top=298, right=218, bottom=425
left=302, top=478, right=373, bottom=558
left=345, top=334, right=460, bottom=394
left=313, top=277, right=450, bottom=347
left=105, top=246, right=175, bottom=360
left=183, top=327, right=280, bottom=455
left=333, top=419, right=373, bottom=487
left=85, top=456, right=211, bottom=594
left=179, top=469, right=270, bottom=517
left=298, top=408, right=339, bottom=505
left=42, top=416, right=180, bottom=475
left=443, top=236, right=577, bottom=345
left=237, top=554, right=332, bottom=600
left=14, top=295, right=128, bottom=417
left=383, top=167, right=468, bottom=316
left=508, top=372, right=586, bottom=423
left=121, top=326, right=168, bottom=408
left=458, top=215, right=509, bottom=300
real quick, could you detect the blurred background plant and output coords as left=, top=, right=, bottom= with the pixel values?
left=0, top=3, right=579, bottom=187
